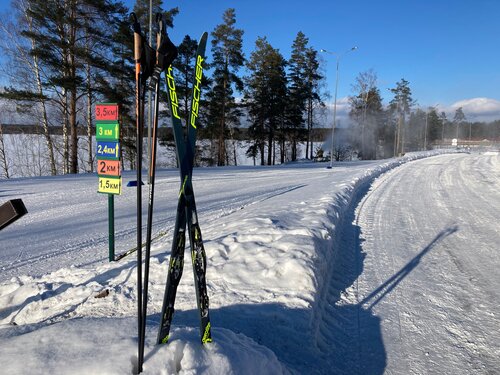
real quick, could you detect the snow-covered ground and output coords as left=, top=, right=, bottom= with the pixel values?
left=0, top=151, right=498, bottom=374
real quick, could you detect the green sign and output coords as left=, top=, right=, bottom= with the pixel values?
left=96, top=122, right=120, bottom=141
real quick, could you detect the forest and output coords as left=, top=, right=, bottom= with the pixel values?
left=0, top=0, right=499, bottom=178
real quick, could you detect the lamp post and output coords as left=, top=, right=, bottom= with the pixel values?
left=321, top=47, right=357, bottom=168
left=423, top=108, right=428, bottom=151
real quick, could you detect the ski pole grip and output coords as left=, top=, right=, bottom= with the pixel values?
left=131, top=13, right=141, bottom=61
left=134, top=36, right=141, bottom=61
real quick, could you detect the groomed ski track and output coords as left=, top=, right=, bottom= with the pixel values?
left=313, top=152, right=499, bottom=374
left=1, top=151, right=498, bottom=374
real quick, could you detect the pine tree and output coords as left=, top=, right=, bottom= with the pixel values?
left=389, top=78, right=414, bottom=155
left=286, top=32, right=324, bottom=161
left=427, top=107, right=441, bottom=146
left=206, top=8, right=244, bottom=166
left=170, top=34, right=209, bottom=166
left=287, top=32, right=308, bottom=160
left=304, top=47, right=323, bottom=159
left=244, top=37, right=287, bottom=165
left=439, top=111, right=448, bottom=141
left=453, top=107, right=466, bottom=139
left=17, top=0, right=129, bottom=174
left=173, top=35, right=198, bottom=122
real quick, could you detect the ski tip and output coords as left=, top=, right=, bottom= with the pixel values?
left=199, top=32, right=208, bottom=44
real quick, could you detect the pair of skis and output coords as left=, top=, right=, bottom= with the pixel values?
left=156, top=32, right=211, bottom=346
left=132, top=11, right=211, bottom=374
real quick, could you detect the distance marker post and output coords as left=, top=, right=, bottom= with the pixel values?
left=95, top=103, right=121, bottom=261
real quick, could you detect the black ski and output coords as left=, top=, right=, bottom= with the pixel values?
left=157, top=31, right=210, bottom=345
left=185, top=32, right=211, bottom=344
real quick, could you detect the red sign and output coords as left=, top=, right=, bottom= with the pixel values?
left=95, top=104, right=119, bottom=121
left=97, top=159, right=121, bottom=176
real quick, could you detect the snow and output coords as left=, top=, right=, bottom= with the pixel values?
left=1, top=150, right=499, bottom=374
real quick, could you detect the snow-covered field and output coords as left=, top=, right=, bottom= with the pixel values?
left=0, top=151, right=498, bottom=374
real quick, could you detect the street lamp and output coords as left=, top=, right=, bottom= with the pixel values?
left=321, top=46, right=357, bottom=168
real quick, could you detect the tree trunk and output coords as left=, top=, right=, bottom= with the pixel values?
left=62, top=88, right=69, bottom=174
left=27, top=12, right=57, bottom=175
left=260, top=143, right=265, bottom=166
left=86, top=74, right=93, bottom=173
left=0, top=125, right=9, bottom=179
left=85, top=28, right=93, bottom=173
left=308, top=97, right=314, bottom=159
left=267, top=126, right=273, bottom=166
left=69, top=4, right=78, bottom=174
left=70, top=87, right=78, bottom=174
left=280, top=139, right=285, bottom=164
left=218, top=60, right=228, bottom=166
left=233, top=140, right=237, bottom=166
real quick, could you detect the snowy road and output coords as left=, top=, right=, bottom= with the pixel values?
left=351, top=153, right=500, bottom=374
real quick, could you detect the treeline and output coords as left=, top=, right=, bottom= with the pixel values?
left=0, top=1, right=327, bottom=177
left=347, top=71, right=499, bottom=160
left=1, top=1, right=499, bottom=179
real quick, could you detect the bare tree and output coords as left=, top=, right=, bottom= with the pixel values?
left=0, top=124, right=10, bottom=179
left=0, top=0, right=57, bottom=175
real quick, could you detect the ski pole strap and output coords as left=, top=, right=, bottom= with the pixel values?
left=142, top=43, right=156, bottom=82
left=131, top=12, right=156, bottom=83
left=148, top=36, right=178, bottom=90
left=148, top=13, right=178, bottom=91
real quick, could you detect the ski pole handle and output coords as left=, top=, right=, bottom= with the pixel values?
left=131, top=13, right=141, bottom=62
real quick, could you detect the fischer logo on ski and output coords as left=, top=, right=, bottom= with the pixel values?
left=190, top=55, right=204, bottom=128
left=166, top=66, right=181, bottom=119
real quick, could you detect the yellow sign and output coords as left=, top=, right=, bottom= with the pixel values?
left=98, top=176, right=122, bottom=195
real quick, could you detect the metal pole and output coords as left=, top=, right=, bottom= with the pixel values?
left=108, top=194, right=115, bottom=262
left=321, top=47, right=357, bottom=168
left=147, top=0, right=153, bottom=184
left=424, top=110, right=428, bottom=150
left=441, top=114, right=445, bottom=145
left=329, top=58, right=340, bottom=168
left=401, top=107, right=405, bottom=155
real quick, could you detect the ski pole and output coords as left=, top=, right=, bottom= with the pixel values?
left=141, top=12, right=178, bottom=365
left=141, top=13, right=162, bottom=369
left=132, top=12, right=144, bottom=374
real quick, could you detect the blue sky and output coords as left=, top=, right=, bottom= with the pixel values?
left=2, top=0, right=500, bottom=120
left=153, top=0, right=500, bottom=120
